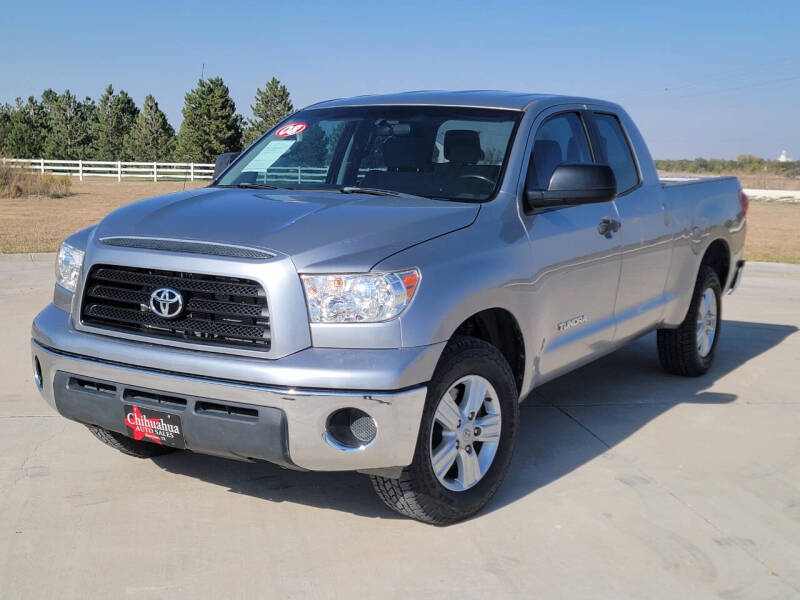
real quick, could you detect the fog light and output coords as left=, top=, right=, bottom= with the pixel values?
left=33, top=357, right=43, bottom=389
left=325, top=408, right=377, bottom=450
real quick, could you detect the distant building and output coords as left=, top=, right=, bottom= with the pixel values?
left=778, top=150, right=792, bottom=162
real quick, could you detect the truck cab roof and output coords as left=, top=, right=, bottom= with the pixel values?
left=307, top=90, right=620, bottom=112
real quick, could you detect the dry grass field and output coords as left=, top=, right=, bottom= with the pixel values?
left=743, top=200, right=800, bottom=263
left=1, top=180, right=799, bottom=263
left=0, top=164, right=72, bottom=199
left=0, top=180, right=204, bottom=254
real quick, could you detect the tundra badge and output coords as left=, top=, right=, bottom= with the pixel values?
left=558, top=314, right=587, bottom=331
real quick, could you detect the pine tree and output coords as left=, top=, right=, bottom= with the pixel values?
left=242, top=77, right=294, bottom=147
left=2, top=97, right=47, bottom=158
left=175, top=77, right=243, bottom=162
left=43, top=90, right=95, bottom=159
left=0, top=103, right=12, bottom=151
left=92, top=85, right=139, bottom=160
left=78, top=96, right=97, bottom=156
left=39, top=89, right=58, bottom=121
left=275, top=123, right=329, bottom=167
left=122, top=95, right=176, bottom=161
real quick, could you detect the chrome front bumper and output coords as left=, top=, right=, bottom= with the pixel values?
left=31, top=305, right=436, bottom=472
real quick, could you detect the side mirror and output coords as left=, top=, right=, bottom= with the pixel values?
left=525, top=163, right=616, bottom=211
left=213, top=152, right=240, bottom=180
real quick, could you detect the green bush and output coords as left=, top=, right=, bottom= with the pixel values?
left=655, top=157, right=800, bottom=178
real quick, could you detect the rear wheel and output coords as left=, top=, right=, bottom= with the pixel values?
left=371, top=336, right=519, bottom=525
left=657, top=266, right=722, bottom=376
left=87, top=425, right=178, bottom=458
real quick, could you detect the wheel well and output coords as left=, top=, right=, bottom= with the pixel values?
left=452, top=308, right=525, bottom=393
left=701, top=239, right=730, bottom=288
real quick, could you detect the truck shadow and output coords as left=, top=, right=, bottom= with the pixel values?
left=151, top=319, right=797, bottom=521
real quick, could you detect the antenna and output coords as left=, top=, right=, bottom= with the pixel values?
left=200, top=62, right=205, bottom=81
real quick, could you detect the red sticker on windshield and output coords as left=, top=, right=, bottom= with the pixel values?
left=275, top=122, right=307, bottom=137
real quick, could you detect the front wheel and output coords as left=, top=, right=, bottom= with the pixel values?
left=371, top=336, right=519, bottom=525
left=657, top=266, right=722, bottom=377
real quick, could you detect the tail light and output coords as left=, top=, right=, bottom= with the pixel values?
left=738, top=189, right=749, bottom=216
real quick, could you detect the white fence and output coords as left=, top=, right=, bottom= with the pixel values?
left=2, top=158, right=339, bottom=184
left=742, top=188, right=800, bottom=203
left=255, top=166, right=389, bottom=185
left=2, top=157, right=215, bottom=182
left=257, top=166, right=329, bottom=184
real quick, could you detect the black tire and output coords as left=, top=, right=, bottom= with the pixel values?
left=371, top=336, right=519, bottom=525
left=657, top=266, right=722, bottom=377
left=87, top=425, right=178, bottom=458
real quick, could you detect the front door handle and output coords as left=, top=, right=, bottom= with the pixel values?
left=598, top=217, right=621, bottom=237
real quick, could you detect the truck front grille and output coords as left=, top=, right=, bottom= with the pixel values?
left=81, top=265, right=270, bottom=351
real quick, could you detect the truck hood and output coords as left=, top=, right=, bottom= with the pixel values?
left=94, top=187, right=480, bottom=271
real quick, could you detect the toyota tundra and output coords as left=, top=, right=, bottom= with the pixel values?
left=31, top=91, right=747, bottom=524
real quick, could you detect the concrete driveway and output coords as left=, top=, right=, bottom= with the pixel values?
left=1, top=254, right=799, bottom=599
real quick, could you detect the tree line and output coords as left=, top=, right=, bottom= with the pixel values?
left=655, top=155, right=800, bottom=178
left=0, top=77, right=294, bottom=163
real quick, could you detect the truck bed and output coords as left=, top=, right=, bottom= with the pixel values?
left=659, top=175, right=740, bottom=189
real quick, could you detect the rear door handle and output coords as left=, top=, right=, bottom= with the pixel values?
left=598, top=217, right=621, bottom=237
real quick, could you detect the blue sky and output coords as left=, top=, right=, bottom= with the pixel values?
left=2, top=0, right=798, bottom=159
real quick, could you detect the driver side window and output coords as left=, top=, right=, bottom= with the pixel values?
left=527, top=113, right=592, bottom=190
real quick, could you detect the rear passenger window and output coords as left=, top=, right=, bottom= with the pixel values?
left=592, top=113, right=639, bottom=193
left=527, top=113, right=592, bottom=190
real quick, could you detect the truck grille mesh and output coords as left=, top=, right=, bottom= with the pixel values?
left=81, top=265, right=270, bottom=351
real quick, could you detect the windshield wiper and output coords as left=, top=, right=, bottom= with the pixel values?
left=338, top=186, right=457, bottom=202
left=235, top=182, right=283, bottom=190
left=339, top=186, right=403, bottom=197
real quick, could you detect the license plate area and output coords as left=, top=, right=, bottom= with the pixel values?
left=123, top=404, right=185, bottom=449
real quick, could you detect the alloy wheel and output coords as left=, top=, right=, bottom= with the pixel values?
left=429, top=374, right=502, bottom=492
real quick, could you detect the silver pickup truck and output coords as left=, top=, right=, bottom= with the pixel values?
left=31, top=91, right=747, bottom=524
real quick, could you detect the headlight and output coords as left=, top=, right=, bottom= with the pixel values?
left=301, top=269, right=420, bottom=323
left=55, top=242, right=84, bottom=293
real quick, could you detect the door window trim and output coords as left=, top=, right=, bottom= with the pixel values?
left=584, top=111, right=642, bottom=197
left=519, top=108, right=596, bottom=214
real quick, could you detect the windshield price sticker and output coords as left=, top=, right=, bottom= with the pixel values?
left=275, top=122, right=307, bottom=137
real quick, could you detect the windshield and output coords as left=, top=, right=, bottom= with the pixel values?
left=216, top=106, right=521, bottom=202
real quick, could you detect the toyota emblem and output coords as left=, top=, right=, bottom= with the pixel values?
left=149, top=287, right=183, bottom=319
